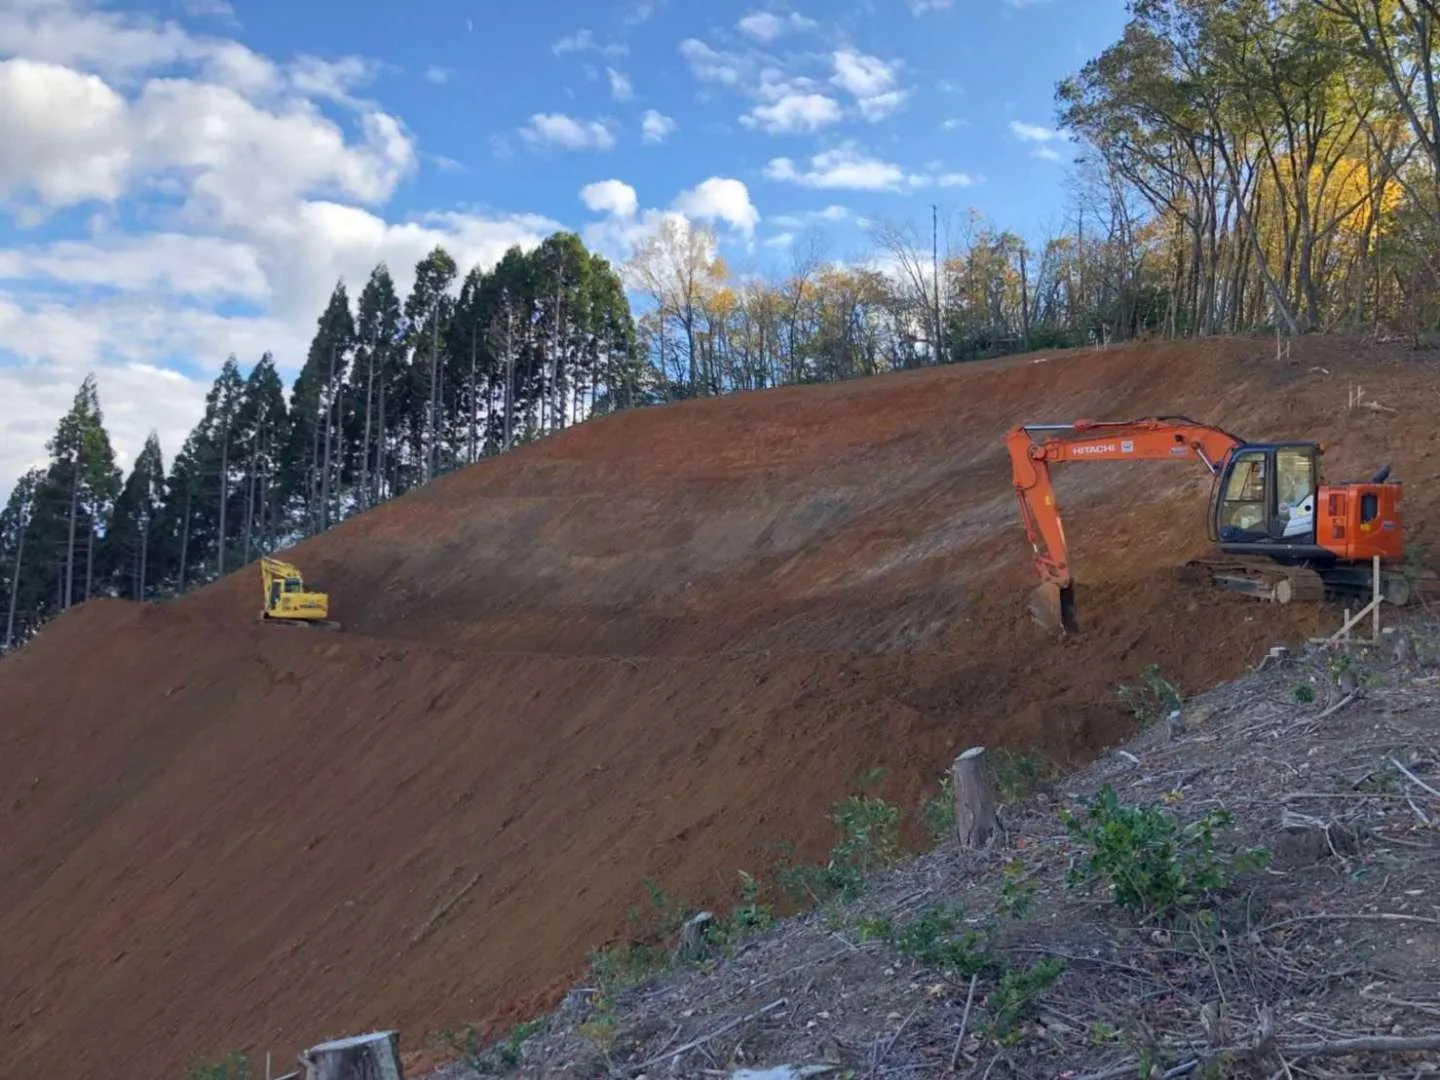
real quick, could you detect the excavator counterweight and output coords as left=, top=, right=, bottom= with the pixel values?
left=260, top=556, right=340, bottom=630
left=1007, top=415, right=1437, bottom=633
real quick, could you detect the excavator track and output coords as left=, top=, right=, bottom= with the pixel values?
left=261, top=615, right=343, bottom=631
left=1185, top=556, right=1327, bottom=604
left=1185, top=555, right=1440, bottom=608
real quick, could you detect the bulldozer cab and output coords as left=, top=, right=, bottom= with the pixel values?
left=1212, top=443, right=1320, bottom=551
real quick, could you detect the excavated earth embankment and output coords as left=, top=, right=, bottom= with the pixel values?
left=3, top=337, right=1438, bottom=1078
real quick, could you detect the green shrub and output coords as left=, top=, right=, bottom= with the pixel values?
left=1060, top=785, right=1269, bottom=918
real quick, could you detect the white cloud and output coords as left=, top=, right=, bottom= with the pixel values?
left=736, top=11, right=818, bottom=42
left=1010, top=120, right=1062, bottom=142
left=764, top=144, right=977, bottom=193
left=425, top=65, right=453, bottom=85
left=911, top=0, right=952, bottom=10
left=941, top=117, right=969, bottom=130
left=518, top=112, right=616, bottom=151
left=551, top=29, right=628, bottom=59
left=1010, top=120, right=1070, bottom=162
left=0, top=0, right=563, bottom=497
left=771, top=204, right=849, bottom=228
left=764, top=232, right=794, bottom=249
left=641, top=108, right=676, bottom=144
left=606, top=67, right=633, bottom=101
left=830, top=49, right=908, bottom=121
left=741, top=92, right=842, bottom=135
left=671, top=177, right=760, bottom=236
left=678, top=38, right=747, bottom=86
left=580, top=179, right=639, bottom=218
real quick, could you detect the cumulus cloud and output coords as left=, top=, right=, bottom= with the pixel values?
left=0, top=0, right=564, bottom=497
left=763, top=143, right=977, bottom=192
left=741, top=92, right=842, bottom=135
left=641, top=108, right=676, bottom=144
left=671, top=177, right=760, bottom=236
left=736, top=11, right=818, bottom=42
left=580, top=179, right=639, bottom=218
left=518, top=112, right=616, bottom=151
left=1010, top=119, right=1070, bottom=161
left=579, top=177, right=761, bottom=267
left=606, top=67, right=633, bottom=101
left=830, top=49, right=908, bottom=121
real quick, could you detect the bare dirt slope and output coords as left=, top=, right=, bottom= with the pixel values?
left=1, top=337, right=1437, bottom=1079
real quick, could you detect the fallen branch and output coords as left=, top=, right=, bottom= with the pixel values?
left=1285, top=1033, right=1440, bottom=1056
left=948, top=973, right=978, bottom=1072
left=630, top=998, right=787, bottom=1073
left=1253, top=911, right=1440, bottom=936
left=1069, top=1033, right=1440, bottom=1080
left=1314, top=692, right=1357, bottom=721
left=1391, top=757, right=1440, bottom=800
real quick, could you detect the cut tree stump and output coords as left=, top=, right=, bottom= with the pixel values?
left=299, top=1031, right=404, bottom=1080
left=951, top=747, right=998, bottom=848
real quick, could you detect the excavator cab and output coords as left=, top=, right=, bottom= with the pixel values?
left=1210, top=443, right=1405, bottom=565
left=1211, top=442, right=1323, bottom=550
left=259, top=556, right=339, bottom=629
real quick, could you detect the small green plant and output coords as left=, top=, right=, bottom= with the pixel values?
left=870, top=902, right=1006, bottom=980
left=985, top=957, right=1067, bottom=1042
left=1116, top=664, right=1183, bottom=725
left=777, top=791, right=903, bottom=906
left=431, top=1020, right=544, bottom=1073
left=186, top=1052, right=250, bottom=1080
left=997, top=858, right=1036, bottom=920
left=1294, top=684, right=1316, bottom=704
left=991, top=750, right=1051, bottom=804
left=921, top=774, right=956, bottom=843
left=1060, top=785, right=1269, bottom=919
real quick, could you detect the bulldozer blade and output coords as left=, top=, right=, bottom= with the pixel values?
left=1028, top=582, right=1079, bottom=634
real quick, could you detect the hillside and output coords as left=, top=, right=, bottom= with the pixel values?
left=2, top=336, right=1437, bottom=1079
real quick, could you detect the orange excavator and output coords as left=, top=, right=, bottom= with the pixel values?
left=1008, top=415, right=1426, bottom=633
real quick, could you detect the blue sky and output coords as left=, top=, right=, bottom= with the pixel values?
left=0, top=0, right=1129, bottom=497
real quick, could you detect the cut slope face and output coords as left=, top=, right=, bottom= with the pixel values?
left=2, top=338, right=1436, bottom=1079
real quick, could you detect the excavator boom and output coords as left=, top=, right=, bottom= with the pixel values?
left=1008, top=417, right=1245, bottom=632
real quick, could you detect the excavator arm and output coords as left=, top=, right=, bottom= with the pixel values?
left=1007, top=416, right=1245, bottom=633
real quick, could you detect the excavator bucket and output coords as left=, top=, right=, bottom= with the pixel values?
left=1028, top=582, right=1079, bottom=634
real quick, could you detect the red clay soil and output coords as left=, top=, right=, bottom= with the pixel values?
left=3, top=336, right=1439, bottom=1079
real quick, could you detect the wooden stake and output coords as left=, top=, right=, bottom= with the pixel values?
left=1373, top=555, right=1381, bottom=641
left=951, top=747, right=998, bottom=848
left=299, top=1031, right=404, bottom=1080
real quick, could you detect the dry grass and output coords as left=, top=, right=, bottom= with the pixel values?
left=418, top=611, right=1440, bottom=1080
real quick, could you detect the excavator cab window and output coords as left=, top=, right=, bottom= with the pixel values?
left=284, top=577, right=301, bottom=593
left=1218, top=450, right=1268, bottom=538
left=1274, top=447, right=1317, bottom=542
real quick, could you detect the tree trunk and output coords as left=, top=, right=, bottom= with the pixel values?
left=321, top=344, right=337, bottom=531
left=468, top=327, right=478, bottom=464
left=178, top=486, right=192, bottom=593
left=361, top=341, right=377, bottom=507
left=950, top=747, right=998, bottom=848
left=84, top=518, right=95, bottom=602
left=299, top=1031, right=404, bottom=1080
left=138, top=513, right=149, bottom=601
left=4, top=513, right=26, bottom=650
left=64, top=456, right=80, bottom=609
left=427, top=314, right=440, bottom=482
left=218, top=415, right=230, bottom=575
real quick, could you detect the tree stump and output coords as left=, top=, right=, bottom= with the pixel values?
left=299, top=1031, right=404, bottom=1080
left=951, top=747, right=998, bottom=848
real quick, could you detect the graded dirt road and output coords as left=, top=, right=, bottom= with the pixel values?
left=2, top=337, right=1436, bottom=1078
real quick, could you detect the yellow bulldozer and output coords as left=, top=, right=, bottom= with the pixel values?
left=260, top=556, right=340, bottom=630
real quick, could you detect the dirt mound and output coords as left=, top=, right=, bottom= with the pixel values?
left=2, top=336, right=1437, bottom=1078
